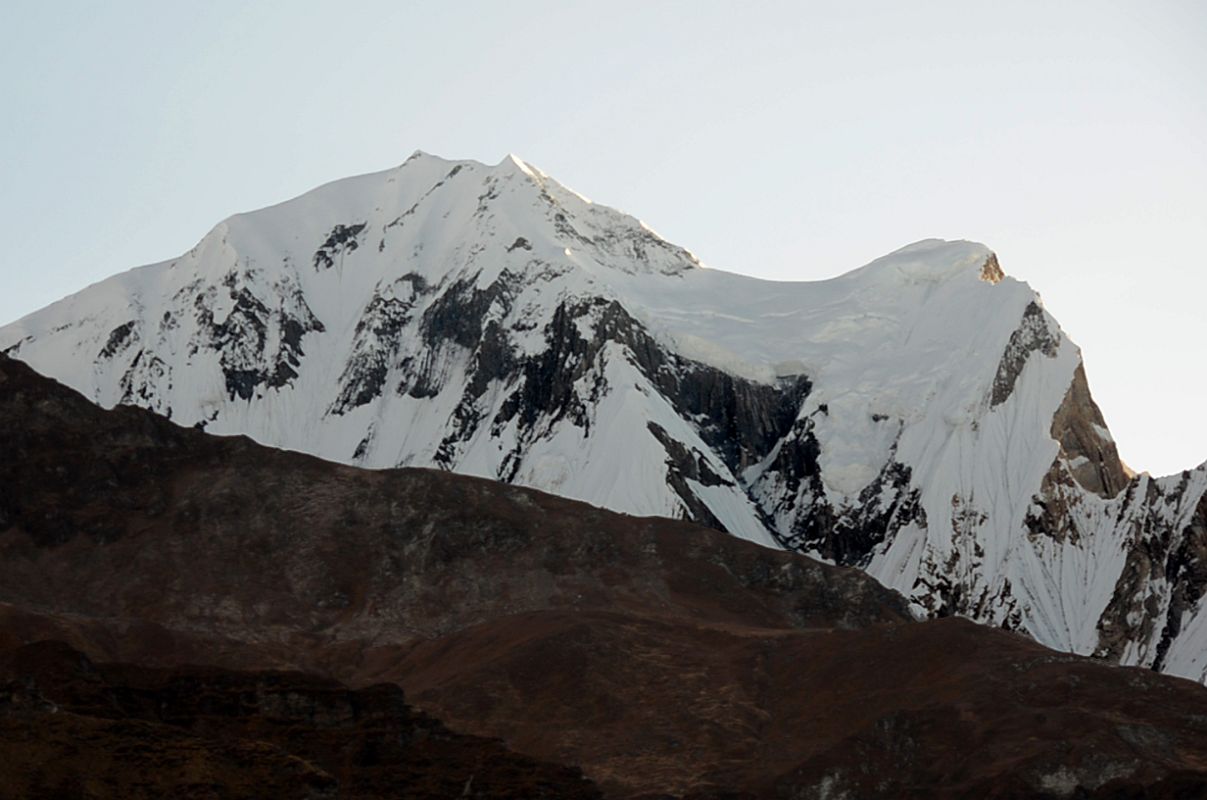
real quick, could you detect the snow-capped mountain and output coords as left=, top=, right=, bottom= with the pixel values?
left=4, top=151, right=1205, bottom=681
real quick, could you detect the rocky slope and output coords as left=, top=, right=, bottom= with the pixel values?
left=0, top=640, right=600, bottom=800
left=2, top=152, right=1206, bottom=683
left=5, top=354, right=1207, bottom=798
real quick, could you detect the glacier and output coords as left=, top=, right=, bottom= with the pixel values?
left=3, top=150, right=1205, bottom=682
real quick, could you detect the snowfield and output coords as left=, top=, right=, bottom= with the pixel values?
left=4, top=151, right=1205, bottom=682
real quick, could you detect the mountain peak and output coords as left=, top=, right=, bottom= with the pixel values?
left=979, top=251, right=1005, bottom=284
left=496, top=152, right=535, bottom=174
left=401, top=149, right=539, bottom=180
left=6, top=153, right=1207, bottom=689
left=845, top=239, right=1000, bottom=287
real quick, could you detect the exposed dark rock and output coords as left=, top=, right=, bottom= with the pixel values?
left=666, top=367, right=811, bottom=478
left=979, top=252, right=1005, bottom=284
left=98, top=320, right=137, bottom=360
left=758, top=415, right=924, bottom=567
left=414, top=273, right=517, bottom=382
left=648, top=421, right=731, bottom=531
left=1049, top=362, right=1129, bottom=498
left=330, top=275, right=428, bottom=415
left=118, top=349, right=171, bottom=409
left=4, top=354, right=1207, bottom=798
left=1151, top=493, right=1207, bottom=672
left=797, top=467, right=922, bottom=567
left=478, top=296, right=810, bottom=522
left=414, top=275, right=524, bottom=464
left=0, top=640, right=602, bottom=800
left=990, top=301, right=1060, bottom=407
left=494, top=299, right=606, bottom=437
left=1095, top=479, right=1167, bottom=663
left=513, top=298, right=809, bottom=476
left=1091, top=475, right=1207, bottom=669
left=192, top=276, right=324, bottom=402
left=648, top=422, right=731, bottom=489
left=1025, top=460, right=1089, bottom=544
left=573, top=300, right=811, bottom=476
left=313, top=222, right=367, bottom=270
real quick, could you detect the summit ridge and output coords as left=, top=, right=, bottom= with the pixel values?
left=3, top=151, right=1205, bottom=683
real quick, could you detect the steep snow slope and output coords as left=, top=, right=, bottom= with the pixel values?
left=4, top=151, right=1206, bottom=681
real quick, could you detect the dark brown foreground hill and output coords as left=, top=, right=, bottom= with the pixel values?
left=0, top=639, right=599, bottom=799
left=3, top=352, right=1207, bottom=798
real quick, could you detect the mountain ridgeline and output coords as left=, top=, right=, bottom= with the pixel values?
left=5, top=353, right=1207, bottom=798
left=3, top=151, right=1205, bottom=683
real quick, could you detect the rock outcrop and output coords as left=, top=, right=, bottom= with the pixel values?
left=0, top=640, right=600, bottom=800
left=4, top=355, right=1207, bottom=798
left=2, top=152, right=1205, bottom=684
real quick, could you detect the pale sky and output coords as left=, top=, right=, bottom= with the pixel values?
left=2, top=1, right=1204, bottom=475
